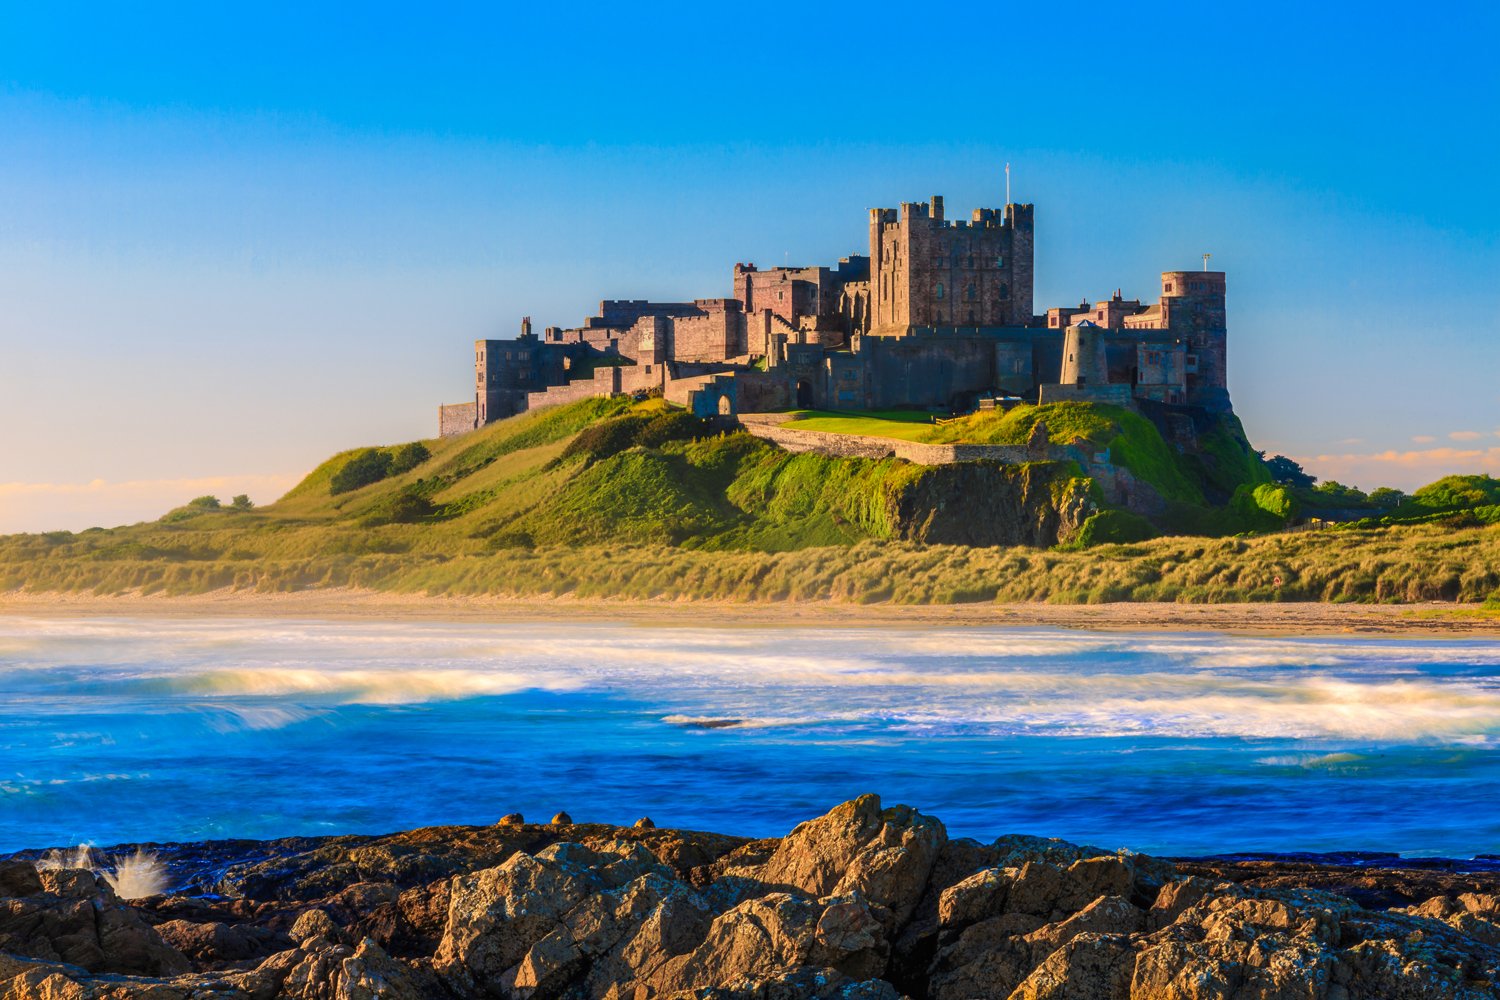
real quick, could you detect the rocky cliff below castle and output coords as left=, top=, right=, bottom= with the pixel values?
left=4, top=796, right=1500, bottom=999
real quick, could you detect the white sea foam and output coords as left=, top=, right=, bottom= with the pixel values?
left=5, top=616, right=1500, bottom=743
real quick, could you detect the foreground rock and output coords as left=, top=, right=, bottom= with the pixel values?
left=0, top=796, right=1496, bottom=998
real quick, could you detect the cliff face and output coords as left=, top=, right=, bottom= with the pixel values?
left=4, top=796, right=1499, bottom=999
left=886, top=463, right=1096, bottom=548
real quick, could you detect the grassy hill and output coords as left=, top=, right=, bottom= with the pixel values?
left=2, top=398, right=1497, bottom=604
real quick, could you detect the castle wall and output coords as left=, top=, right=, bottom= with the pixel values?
left=1038, top=383, right=1133, bottom=406
left=438, top=402, right=477, bottom=438
left=733, top=370, right=796, bottom=412
left=1134, top=341, right=1190, bottom=404
left=593, top=300, right=701, bottom=327
left=668, top=299, right=745, bottom=362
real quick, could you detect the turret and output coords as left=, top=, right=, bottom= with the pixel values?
left=1059, top=322, right=1109, bottom=387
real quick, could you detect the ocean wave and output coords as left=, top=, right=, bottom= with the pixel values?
left=151, top=666, right=582, bottom=703
left=6, top=617, right=1500, bottom=744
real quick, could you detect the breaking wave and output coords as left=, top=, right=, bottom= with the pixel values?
left=3, top=618, right=1499, bottom=743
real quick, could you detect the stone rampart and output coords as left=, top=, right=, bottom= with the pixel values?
left=438, top=402, right=477, bottom=438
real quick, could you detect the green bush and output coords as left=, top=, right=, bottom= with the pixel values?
left=188, top=495, right=221, bottom=509
left=1227, top=483, right=1299, bottom=531
left=230, top=494, right=254, bottom=510
left=389, top=442, right=432, bottom=474
left=330, top=448, right=393, bottom=495
left=559, top=410, right=712, bottom=465
left=1411, top=475, right=1500, bottom=511
left=362, top=487, right=434, bottom=526
left=1072, top=510, right=1157, bottom=547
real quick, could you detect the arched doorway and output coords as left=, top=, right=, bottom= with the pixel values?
left=796, top=379, right=813, bottom=408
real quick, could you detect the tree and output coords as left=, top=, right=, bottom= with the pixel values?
left=1312, top=480, right=1368, bottom=504
left=1263, top=454, right=1316, bottom=489
left=187, top=495, right=221, bottom=509
left=230, top=494, right=254, bottom=510
left=1368, top=487, right=1408, bottom=510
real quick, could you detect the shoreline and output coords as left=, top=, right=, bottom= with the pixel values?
left=2, top=587, right=1498, bottom=634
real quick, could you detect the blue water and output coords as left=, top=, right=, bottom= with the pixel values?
left=2, top=615, right=1499, bottom=858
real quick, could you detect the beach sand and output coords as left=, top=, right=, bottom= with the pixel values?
left=2, top=588, right=1497, bottom=635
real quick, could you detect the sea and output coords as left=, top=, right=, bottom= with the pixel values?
left=2, top=614, right=1498, bottom=859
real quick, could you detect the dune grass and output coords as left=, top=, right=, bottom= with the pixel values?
left=4, top=521, right=1496, bottom=605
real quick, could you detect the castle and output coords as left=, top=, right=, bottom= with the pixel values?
left=438, top=194, right=1231, bottom=436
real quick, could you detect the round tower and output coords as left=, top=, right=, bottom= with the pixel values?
left=1059, top=321, right=1109, bottom=387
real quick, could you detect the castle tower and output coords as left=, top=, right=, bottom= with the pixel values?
left=1158, top=270, right=1229, bottom=411
left=1059, top=321, right=1109, bottom=387
left=867, top=196, right=1034, bottom=335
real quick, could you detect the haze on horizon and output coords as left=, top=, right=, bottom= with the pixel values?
left=2, top=2, right=1497, bottom=534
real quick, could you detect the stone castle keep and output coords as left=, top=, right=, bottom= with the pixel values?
left=438, top=194, right=1231, bottom=436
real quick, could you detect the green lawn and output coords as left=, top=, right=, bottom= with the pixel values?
left=785, top=409, right=939, bottom=442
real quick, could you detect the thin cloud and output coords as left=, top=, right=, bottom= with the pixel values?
left=1449, top=431, right=1483, bottom=441
left=0, top=473, right=301, bottom=535
left=1411, top=435, right=1437, bottom=444
left=1297, top=446, right=1500, bottom=492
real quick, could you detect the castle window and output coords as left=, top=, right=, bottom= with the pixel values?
left=1164, top=283, right=1174, bottom=293
left=999, top=283, right=1009, bottom=298
left=935, top=283, right=945, bottom=299
left=995, top=256, right=1004, bottom=268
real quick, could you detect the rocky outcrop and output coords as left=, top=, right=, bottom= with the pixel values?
left=886, top=462, right=1096, bottom=547
left=4, top=798, right=1500, bottom=999
left=0, top=861, right=189, bottom=976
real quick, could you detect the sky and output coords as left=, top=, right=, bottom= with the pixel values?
left=2, top=1, right=1498, bottom=533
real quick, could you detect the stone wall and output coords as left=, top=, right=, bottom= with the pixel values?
left=438, top=402, right=477, bottom=438
left=526, top=367, right=624, bottom=410
left=669, top=300, right=744, bottom=362
left=1037, top=383, right=1133, bottom=406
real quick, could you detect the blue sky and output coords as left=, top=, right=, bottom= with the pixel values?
left=2, top=1, right=1498, bottom=532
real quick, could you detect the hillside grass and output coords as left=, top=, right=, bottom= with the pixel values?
left=5, top=398, right=1498, bottom=606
